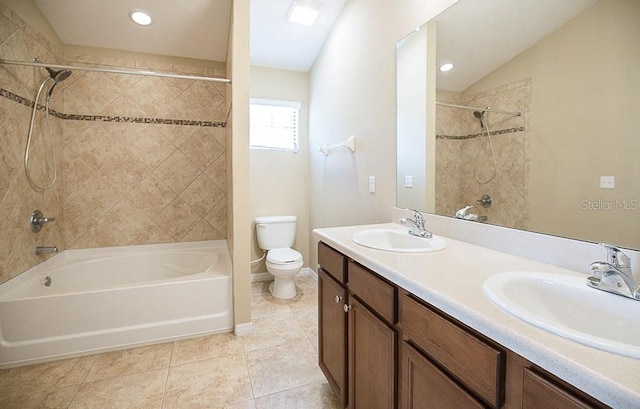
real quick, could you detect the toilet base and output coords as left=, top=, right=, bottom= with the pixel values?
left=269, top=278, right=297, bottom=299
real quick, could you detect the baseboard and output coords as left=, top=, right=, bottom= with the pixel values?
left=250, top=267, right=317, bottom=283
left=234, top=322, right=253, bottom=337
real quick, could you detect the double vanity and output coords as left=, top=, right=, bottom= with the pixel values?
left=314, top=222, right=639, bottom=409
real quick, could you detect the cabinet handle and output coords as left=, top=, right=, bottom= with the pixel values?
left=343, top=304, right=352, bottom=313
left=335, top=295, right=342, bottom=303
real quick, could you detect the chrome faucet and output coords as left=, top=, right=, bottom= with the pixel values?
left=35, top=246, right=58, bottom=255
left=454, top=205, right=488, bottom=222
left=399, top=209, right=432, bottom=238
left=587, top=243, right=639, bottom=301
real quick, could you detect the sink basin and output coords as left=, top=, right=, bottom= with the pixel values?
left=484, top=271, right=640, bottom=358
left=352, top=229, right=446, bottom=253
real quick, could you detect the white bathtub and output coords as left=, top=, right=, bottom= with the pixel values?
left=0, top=240, right=233, bottom=369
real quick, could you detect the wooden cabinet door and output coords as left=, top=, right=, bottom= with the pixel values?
left=348, top=297, right=396, bottom=409
left=319, top=269, right=348, bottom=407
left=522, top=369, right=599, bottom=409
left=400, top=341, right=486, bottom=409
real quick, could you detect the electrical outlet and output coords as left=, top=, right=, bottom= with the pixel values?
left=600, top=176, right=615, bottom=189
left=405, top=175, right=413, bottom=188
left=369, top=176, right=376, bottom=193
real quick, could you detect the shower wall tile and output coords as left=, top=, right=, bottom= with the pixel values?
left=0, top=3, right=66, bottom=286
left=0, top=2, right=228, bottom=284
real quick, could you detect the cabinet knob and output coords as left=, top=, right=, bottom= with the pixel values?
left=343, top=304, right=352, bottom=313
left=335, top=295, right=342, bottom=303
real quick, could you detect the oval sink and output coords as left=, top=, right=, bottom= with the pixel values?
left=352, top=229, right=447, bottom=253
left=483, top=271, right=640, bottom=358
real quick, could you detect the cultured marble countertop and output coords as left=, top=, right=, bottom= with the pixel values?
left=313, top=223, right=640, bottom=409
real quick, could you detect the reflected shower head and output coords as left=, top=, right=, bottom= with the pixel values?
left=44, top=67, right=72, bottom=101
left=473, top=110, right=485, bottom=128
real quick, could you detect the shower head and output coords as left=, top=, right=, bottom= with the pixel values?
left=44, top=67, right=72, bottom=101
left=473, top=110, right=485, bottom=128
left=46, top=67, right=72, bottom=83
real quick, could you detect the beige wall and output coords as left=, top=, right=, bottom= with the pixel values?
left=308, top=0, right=459, bottom=270
left=249, top=66, right=310, bottom=272
left=229, top=0, right=252, bottom=328
left=464, top=0, right=640, bottom=248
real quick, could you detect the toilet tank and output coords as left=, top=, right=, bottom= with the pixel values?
left=255, top=215, right=297, bottom=250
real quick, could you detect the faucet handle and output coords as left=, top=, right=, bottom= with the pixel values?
left=407, top=208, right=425, bottom=227
left=600, top=243, right=631, bottom=270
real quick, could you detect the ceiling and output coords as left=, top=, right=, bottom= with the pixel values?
left=434, top=0, right=598, bottom=92
left=34, top=0, right=347, bottom=72
left=34, top=0, right=231, bottom=62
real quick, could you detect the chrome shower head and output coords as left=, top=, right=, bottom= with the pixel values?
left=45, top=67, right=72, bottom=83
left=44, top=67, right=72, bottom=101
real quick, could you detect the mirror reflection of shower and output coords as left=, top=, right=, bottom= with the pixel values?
left=473, top=109, right=497, bottom=185
left=24, top=61, right=72, bottom=192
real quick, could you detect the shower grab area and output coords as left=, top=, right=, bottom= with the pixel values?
left=0, top=3, right=234, bottom=368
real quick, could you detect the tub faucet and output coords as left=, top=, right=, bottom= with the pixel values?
left=35, top=246, right=58, bottom=255
left=400, top=209, right=432, bottom=238
left=587, top=243, right=640, bottom=301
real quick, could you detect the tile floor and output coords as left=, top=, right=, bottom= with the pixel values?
left=0, top=275, right=340, bottom=408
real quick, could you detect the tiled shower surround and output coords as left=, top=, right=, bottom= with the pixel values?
left=435, top=79, right=531, bottom=230
left=0, top=4, right=228, bottom=285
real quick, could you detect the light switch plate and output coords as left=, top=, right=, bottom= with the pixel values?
left=600, top=176, right=615, bottom=189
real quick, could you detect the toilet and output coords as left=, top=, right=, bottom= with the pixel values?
left=255, top=215, right=304, bottom=299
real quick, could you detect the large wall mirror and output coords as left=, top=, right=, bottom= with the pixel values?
left=396, top=0, right=640, bottom=250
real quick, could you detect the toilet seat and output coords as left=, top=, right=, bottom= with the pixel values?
left=267, top=248, right=302, bottom=265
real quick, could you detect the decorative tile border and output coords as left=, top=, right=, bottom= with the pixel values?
left=437, top=126, right=525, bottom=140
left=0, top=87, right=226, bottom=128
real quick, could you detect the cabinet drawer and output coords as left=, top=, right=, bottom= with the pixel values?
left=318, top=242, right=346, bottom=284
left=348, top=261, right=395, bottom=323
left=400, top=294, right=504, bottom=408
left=523, top=368, right=600, bottom=409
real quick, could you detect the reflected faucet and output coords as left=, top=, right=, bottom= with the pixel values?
left=35, top=246, right=58, bottom=255
left=587, top=243, right=639, bottom=301
left=455, top=205, right=488, bottom=222
left=400, top=209, right=432, bottom=238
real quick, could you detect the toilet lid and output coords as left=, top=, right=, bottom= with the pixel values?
left=267, top=248, right=302, bottom=264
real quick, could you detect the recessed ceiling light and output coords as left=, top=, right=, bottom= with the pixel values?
left=129, top=10, right=153, bottom=26
left=288, top=0, right=319, bottom=26
left=439, top=63, right=454, bottom=72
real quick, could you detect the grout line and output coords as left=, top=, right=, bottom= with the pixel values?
left=159, top=342, right=175, bottom=409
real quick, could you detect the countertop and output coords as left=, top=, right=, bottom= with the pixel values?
left=313, top=223, right=640, bottom=409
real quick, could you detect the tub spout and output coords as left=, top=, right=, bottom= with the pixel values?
left=36, top=246, right=58, bottom=255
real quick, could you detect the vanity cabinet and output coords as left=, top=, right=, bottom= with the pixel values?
left=318, top=243, right=348, bottom=406
left=318, top=243, right=397, bottom=409
left=318, top=242, right=609, bottom=409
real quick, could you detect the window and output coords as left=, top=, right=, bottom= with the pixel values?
left=250, top=99, right=300, bottom=152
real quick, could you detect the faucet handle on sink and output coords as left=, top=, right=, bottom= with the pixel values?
left=600, top=243, right=632, bottom=273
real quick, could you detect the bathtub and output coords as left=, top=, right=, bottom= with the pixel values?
left=0, top=240, right=233, bottom=369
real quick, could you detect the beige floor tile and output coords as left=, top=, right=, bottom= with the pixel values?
left=245, top=338, right=326, bottom=398
left=254, top=382, right=340, bottom=409
left=242, top=311, right=309, bottom=353
left=171, top=332, right=244, bottom=366
left=296, top=305, right=319, bottom=348
left=251, top=289, right=292, bottom=318
left=0, top=384, right=79, bottom=409
left=85, top=343, right=172, bottom=382
left=221, top=400, right=257, bottom=409
left=163, top=353, right=253, bottom=409
left=69, top=368, right=167, bottom=409
left=0, top=355, right=96, bottom=391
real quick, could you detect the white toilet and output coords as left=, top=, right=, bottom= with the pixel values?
left=255, top=215, right=304, bottom=299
